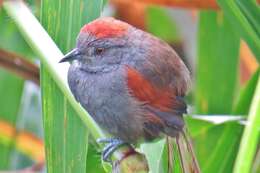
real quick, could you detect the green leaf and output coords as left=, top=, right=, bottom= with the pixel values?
left=146, top=6, right=180, bottom=42
left=140, top=139, right=166, bottom=173
left=196, top=11, right=240, bottom=114
left=233, top=74, right=260, bottom=173
left=186, top=116, right=244, bottom=172
left=0, top=8, right=34, bottom=169
left=233, top=68, right=259, bottom=115
left=40, top=0, right=103, bottom=172
left=215, top=1, right=260, bottom=171
left=195, top=11, right=242, bottom=173
left=217, top=0, right=260, bottom=59
left=41, top=68, right=89, bottom=172
left=252, top=147, right=260, bottom=173
left=185, top=116, right=216, bottom=138
left=86, top=143, right=106, bottom=173
left=0, top=9, right=34, bottom=58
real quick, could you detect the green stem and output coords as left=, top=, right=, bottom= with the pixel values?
left=234, top=74, right=260, bottom=173
left=3, top=0, right=104, bottom=140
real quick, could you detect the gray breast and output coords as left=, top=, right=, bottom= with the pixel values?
left=68, top=64, right=145, bottom=142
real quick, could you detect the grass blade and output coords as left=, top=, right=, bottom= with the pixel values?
left=140, top=139, right=166, bottom=173
left=233, top=69, right=259, bottom=114
left=40, top=0, right=103, bottom=172
left=217, top=0, right=260, bottom=58
left=195, top=11, right=241, bottom=172
left=187, top=118, right=243, bottom=173
left=196, top=11, right=240, bottom=114
left=233, top=75, right=260, bottom=172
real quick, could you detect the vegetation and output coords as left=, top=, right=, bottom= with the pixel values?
left=0, top=0, right=259, bottom=173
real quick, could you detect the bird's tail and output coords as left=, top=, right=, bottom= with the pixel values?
left=166, top=129, right=200, bottom=173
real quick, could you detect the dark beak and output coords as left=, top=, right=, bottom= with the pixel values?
left=59, top=48, right=81, bottom=63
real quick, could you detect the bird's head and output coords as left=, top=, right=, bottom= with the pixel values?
left=59, top=17, right=134, bottom=73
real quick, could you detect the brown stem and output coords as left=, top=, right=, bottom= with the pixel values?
left=182, top=130, right=201, bottom=173
left=0, top=49, right=39, bottom=85
left=176, top=136, right=186, bottom=173
left=112, top=146, right=149, bottom=173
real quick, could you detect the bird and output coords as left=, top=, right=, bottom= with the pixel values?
left=59, top=17, right=199, bottom=172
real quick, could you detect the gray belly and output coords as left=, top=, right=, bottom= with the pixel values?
left=68, top=66, right=144, bottom=142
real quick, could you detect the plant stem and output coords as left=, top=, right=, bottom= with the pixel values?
left=3, top=0, right=104, bottom=140
left=234, top=73, right=260, bottom=173
left=0, top=49, right=39, bottom=84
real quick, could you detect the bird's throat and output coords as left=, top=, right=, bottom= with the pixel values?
left=79, top=64, right=119, bottom=74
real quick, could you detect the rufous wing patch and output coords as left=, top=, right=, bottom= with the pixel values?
left=126, top=66, right=173, bottom=112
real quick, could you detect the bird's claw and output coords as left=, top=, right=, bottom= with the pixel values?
left=97, top=138, right=115, bottom=143
left=97, top=138, right=128, bottom=163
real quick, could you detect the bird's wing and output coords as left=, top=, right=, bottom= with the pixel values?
left=125, top=44, right=190, bottom=137
left=126, top=66, right=187, bottom=113
left=126, top=42, right=200, bottom=172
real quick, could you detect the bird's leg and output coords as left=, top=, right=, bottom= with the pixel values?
left=97, top=138, right=128, bottom=163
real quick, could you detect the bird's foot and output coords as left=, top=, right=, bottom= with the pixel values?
left=97, top=138, right=128, bottom=163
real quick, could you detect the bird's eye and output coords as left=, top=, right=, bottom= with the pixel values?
left=95, top=47, right=105, bottom=55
